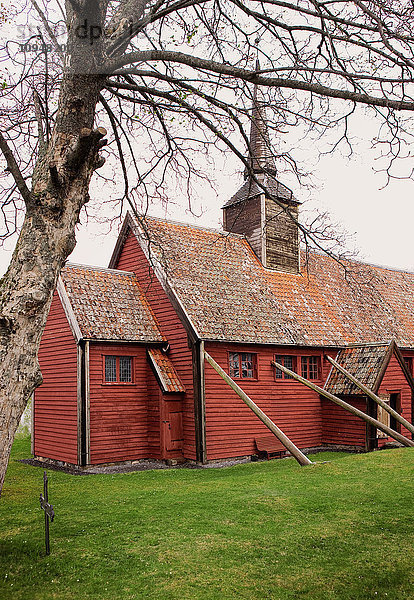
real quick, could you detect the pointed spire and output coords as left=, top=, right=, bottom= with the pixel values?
left=244, top=60, right=277, bottom=180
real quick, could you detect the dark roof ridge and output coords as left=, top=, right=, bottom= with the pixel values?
left=307, top=249, right=414, bottom=276
left=139, top=214, right=247, bottom=239
left=64, top=262, right=135, bottom=275
left=340, top=342, right=391, bottom=348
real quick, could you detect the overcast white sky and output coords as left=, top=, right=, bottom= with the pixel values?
left=68, top=144, right=414, bottom=274
left=1, top=6, right=413, bottom=277
left=1, top=143, right=413, bottom=277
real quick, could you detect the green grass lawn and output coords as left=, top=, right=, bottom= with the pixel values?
left=1, top=439, right=414, bottom=600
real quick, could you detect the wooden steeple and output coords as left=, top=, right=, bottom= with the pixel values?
left=223, top=71, right=300, bottom=274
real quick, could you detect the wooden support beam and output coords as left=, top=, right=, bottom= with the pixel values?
left=204, top=352, right=313, bottom=466
left=271, top=361, right=414, bottom=448
left=326, top=355, right=414, bottom=437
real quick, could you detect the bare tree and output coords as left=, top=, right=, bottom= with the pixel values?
left=1, top=0, right=414, bottom=494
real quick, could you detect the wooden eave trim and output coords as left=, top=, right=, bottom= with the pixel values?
left=393, top=342, right=414, bottom=392
left=57, top=277, right=83, bottom=343
left=82, top=338, right=164, bottom=345
left=322, top=349, right=341, bottom=390
left=372, top=341, right=395, bottom=393
left=108, top=213, right=134, bottom=269
left=131, top=219, right=201, bottom=343
left=202, top=338, right=339, bottom=349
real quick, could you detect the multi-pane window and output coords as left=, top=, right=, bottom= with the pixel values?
left=119, top=356, right=132, bottom=382
left=104, top=356, right=132, bottom=383
left=104, top=356, right=117, bottom=382
left=301, top=356, right=319, bottom=380
left=274, top=355, right=295, bottom=379
left=229, top=352, right=257, bottom=379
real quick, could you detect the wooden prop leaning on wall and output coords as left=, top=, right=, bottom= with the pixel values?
left=325, top=355, right=414, bottom=437
left=271, top=361, right=414, bottom=448
left=204, top=352, right=313, bottom=466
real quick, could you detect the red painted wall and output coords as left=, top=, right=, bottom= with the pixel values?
left=204, top=342, right=325, bottom=459
left=377, top=353, right=413, bottom=444
left=321, top=396, right=367, bottom=447
left=113, top=230, right=197, bottom=460
left=89, top=343, right=158, bottom=464
left=34, top=292, right=79, bottom=464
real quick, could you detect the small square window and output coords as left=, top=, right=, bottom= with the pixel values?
left=229, top=352, right=257, bottom=379
left=274, top=355, right=296, bottom=379
left=301, top=356, right=319, bottom=380
left=104, top=355, right=133, bottom=383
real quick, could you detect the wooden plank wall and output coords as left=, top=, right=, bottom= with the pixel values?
left=223, top=196, right=263, bottom=260
left=321, top=395, right=367, bottom=446
left=88, top=343, right=152, bottom=464
left=377, top=353, right=413, bottom=445
left=204, top=342, right=326, bottom=459
left=34, top=292, right=78, bottom=463
left=265, top=198, right=299, bottom=274
left=114, top=230, right=197, bottom=460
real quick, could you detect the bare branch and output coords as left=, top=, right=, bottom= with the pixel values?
left=0, top=133, right=33, bottom=205
left=110, top=51, right=414, bottom=112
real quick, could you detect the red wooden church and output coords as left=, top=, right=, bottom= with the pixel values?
left=33, top=92, right=414, bottom=468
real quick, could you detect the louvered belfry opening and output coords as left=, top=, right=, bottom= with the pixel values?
left=222, top=73, right=300, bottom=274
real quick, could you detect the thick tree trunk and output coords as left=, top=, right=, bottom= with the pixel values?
left=0, top=68, right=105, bottom=494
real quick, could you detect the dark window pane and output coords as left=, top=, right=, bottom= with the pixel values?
left=309, top=356, right=318, bottom=379
left=229, top=353, right=240, bottom=378
left=119, top=356, right=132, bottom=382
left=301, top=357, right=308, bottom=379
left=105, top=356, right=117, bottom=382
left=241, top=353, right=254, bottom=378
left=284, top=356, right=294, bottom=379
left=274, top=355, right=283, bottom=379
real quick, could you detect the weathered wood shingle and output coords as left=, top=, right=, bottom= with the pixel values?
left=60, top=264, right=164, bottom=342
left=132, top=216, right=414, bottom=348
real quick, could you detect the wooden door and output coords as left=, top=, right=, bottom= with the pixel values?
left=162, top=398, right=184, bottom=457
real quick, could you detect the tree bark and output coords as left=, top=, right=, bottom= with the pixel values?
left=0, top=67, right=105, bottom=494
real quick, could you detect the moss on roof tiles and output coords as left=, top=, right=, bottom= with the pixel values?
left=61, top=265, right=164, bottom=343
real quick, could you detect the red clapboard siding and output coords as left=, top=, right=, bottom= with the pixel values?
left=204, top=342, right=324, bottom=459
left=377, top=353, right=413, bottom=445
left=114, top=230, right=197, bottom=460
left=146, top=368, right=162, bottom=460
left=89, top=343, right=153, bottom=464
left=321, top=395, right=367, bottom=446
left=34, top=291, right=78, bottom=464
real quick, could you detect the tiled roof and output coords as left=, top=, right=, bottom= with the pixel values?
left=223, top=174, right=297, bottom=208
left=147, top=348, right=186, bottom=393
left=60, top=264, right=164, bottom=342
left=324, top=345, right=390, bottom=395
left=132, top=216, right=414, bottom=348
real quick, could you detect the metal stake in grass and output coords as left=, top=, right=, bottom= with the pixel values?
left=39, top=471, right=55, bottom=555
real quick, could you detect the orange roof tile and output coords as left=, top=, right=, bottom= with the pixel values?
left=147, top=348, right=186, bottom=393
left=133, top=216, right=414, bottom=348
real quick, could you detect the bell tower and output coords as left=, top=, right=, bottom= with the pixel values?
left=222, top=75, right=300, bottom=274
